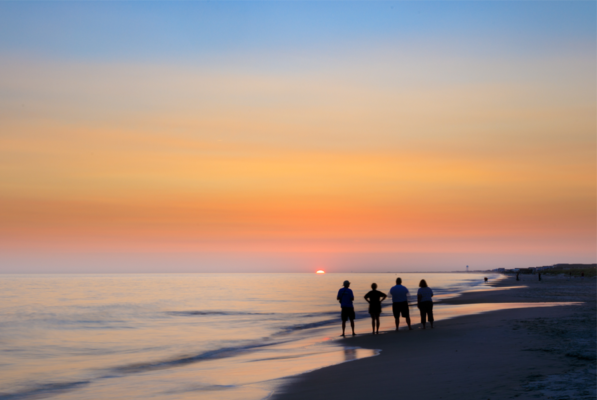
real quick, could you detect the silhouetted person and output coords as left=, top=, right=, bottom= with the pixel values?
left=337, top=280, right=355, bottom=337
left=516, top=272, right=520, bottom=281
left=538, top=272, right=541, bottom=281
left=364, top=283, right=387, bottom=335
left=484, top=277, right=488, bottom=282
left=417, top=279, right=434, bottom=329
left=581, top=272, right=585, bottom=279
left=389, top=277, right=411, bottom=331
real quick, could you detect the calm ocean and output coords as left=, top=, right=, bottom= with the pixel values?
left=0, top=272, right=499, bottom=400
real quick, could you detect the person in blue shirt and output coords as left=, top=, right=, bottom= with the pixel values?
left=337, top=280, right=355, bottom=337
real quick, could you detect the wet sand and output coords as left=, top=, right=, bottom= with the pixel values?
left=272, top=275, right=596, bottom=400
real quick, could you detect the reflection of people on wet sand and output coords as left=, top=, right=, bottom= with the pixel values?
left=337, top=280, right=355, bottom=337
left=389, top=277, right=412, bottom=331
left=364, top=283, right=387, bottom=335
left=343, top=348, right=357, bottom=362
left=417, top=279, right=434, bottom=329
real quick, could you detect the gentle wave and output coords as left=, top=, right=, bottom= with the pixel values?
left=0, top=340, right=293, bottom=400
left=160, top=384, right=238, bottom=394
left=166, top=310, right=276, bottom=316
left=109, top=340, right=292, bottom=374
left=0, top=381, right=90, bottom=400
left=277, top=318, right=339, bottom=334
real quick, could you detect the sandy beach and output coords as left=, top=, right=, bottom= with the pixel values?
left=272, top=275, right=596, bottom=400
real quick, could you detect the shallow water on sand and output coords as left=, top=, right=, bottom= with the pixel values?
left=0, top=273, right=500, bottom=400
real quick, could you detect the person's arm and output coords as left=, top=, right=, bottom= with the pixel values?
left=364, top=293, right=371, bottom=304
left=380, top=292, right=387, bottom=302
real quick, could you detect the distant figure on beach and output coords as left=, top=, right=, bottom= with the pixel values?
left=389, top=277, right=412, bottom=331
left=417, top=279, right=434, bottom=329
left=364, top=283, right=387, bottom=335
left=484, top=277, right=488, bottom=282
left=337, top=280, right=355, bottom=337
left=581, top=272, right=585, bottom=279
left=516, top=272, right=520, bottom=281
left=538, top=272, right=541, bottom=281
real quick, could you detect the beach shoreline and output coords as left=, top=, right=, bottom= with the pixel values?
left=271, top=275, right=596, bottom=400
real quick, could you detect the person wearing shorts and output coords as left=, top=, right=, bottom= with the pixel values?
left=364, top=283, right=387, bottom=334
left=389, top=277, right=412, bottom=331
left=337, top=280, right=355, bottom=337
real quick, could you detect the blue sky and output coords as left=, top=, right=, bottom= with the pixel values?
left=1, top=1, right=595, bottom=62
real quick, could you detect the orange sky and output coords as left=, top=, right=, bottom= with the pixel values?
left=1, top=19, right=595, bottom=271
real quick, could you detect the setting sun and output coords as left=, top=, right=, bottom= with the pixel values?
left=0, top=2, right=594, bottom=400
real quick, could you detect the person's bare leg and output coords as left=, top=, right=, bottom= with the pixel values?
left=375, top=317, right=380, bottom=334
left=406, top=316, right=412, bottom=330
left=350, top=320, right=355, bottom=336
left=395, top=317, right=400, bottom=331
left=341, top=321, right=346, bottom=337
left=371, top=318, right=375, bottom=334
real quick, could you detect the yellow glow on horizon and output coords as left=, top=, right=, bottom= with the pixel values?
left=316, top=270, right=325, bottom=274
left=0, top=54, right=595, bottom=261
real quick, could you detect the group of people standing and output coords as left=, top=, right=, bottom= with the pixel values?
left=337, top=278, right=434, bottom=336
